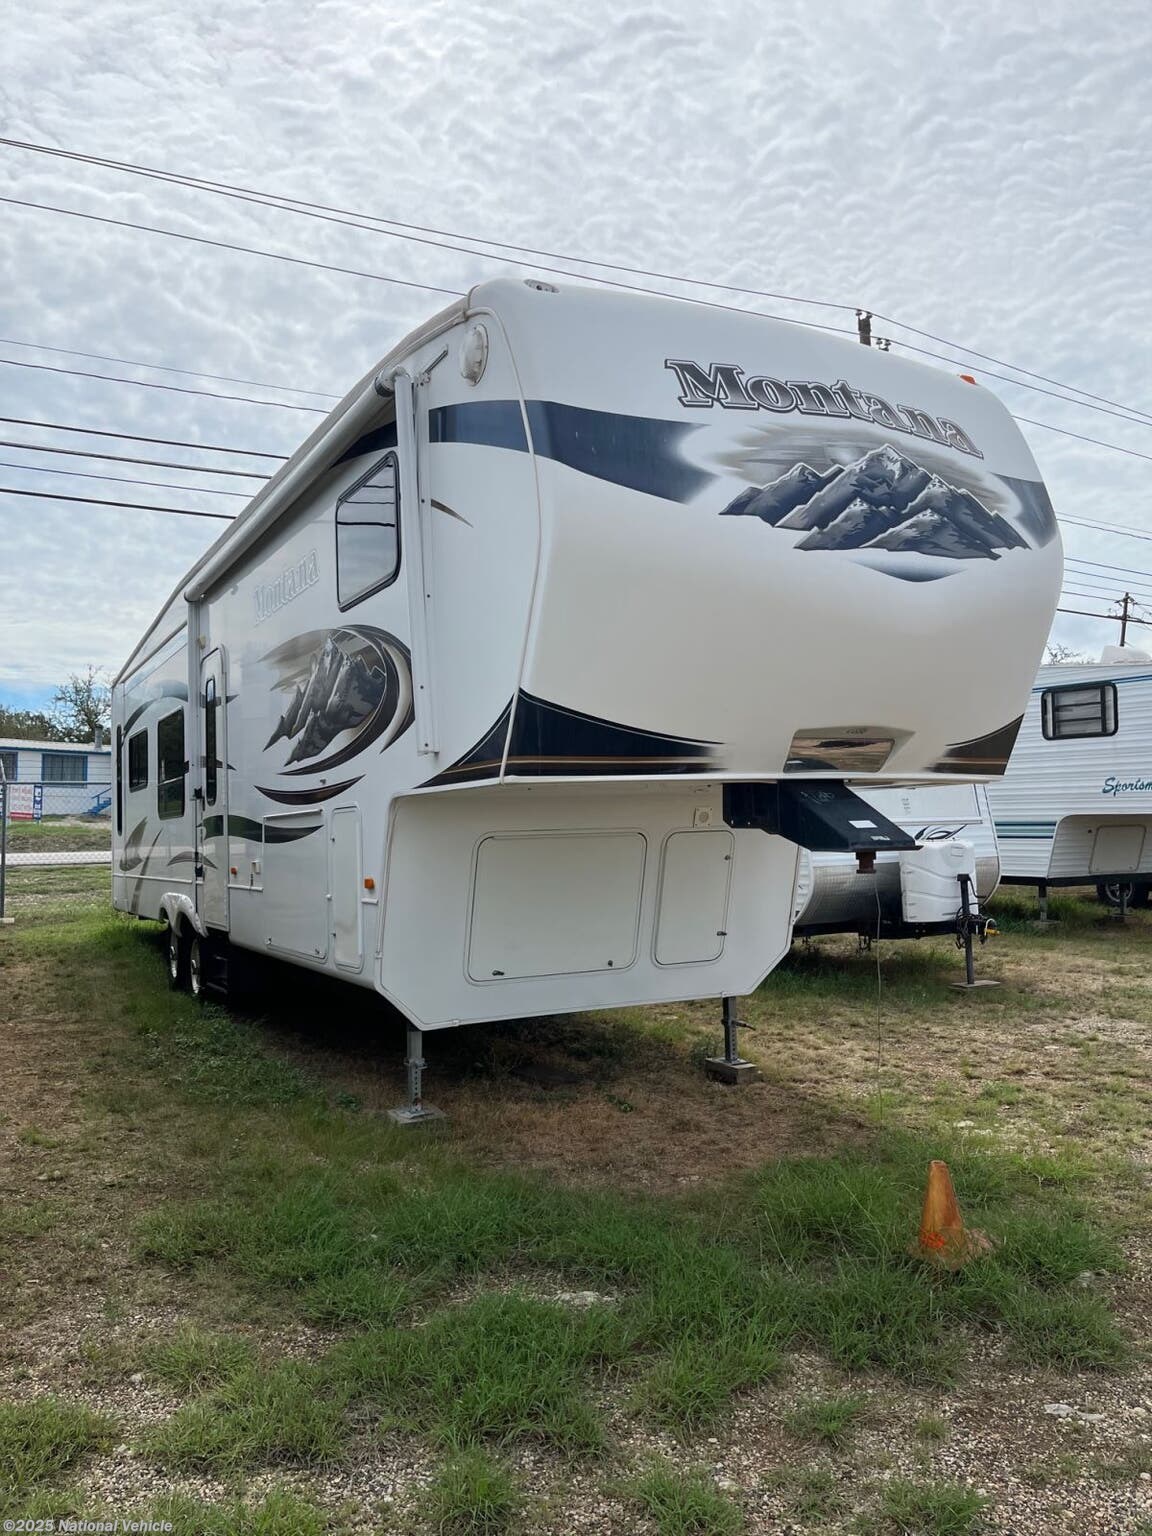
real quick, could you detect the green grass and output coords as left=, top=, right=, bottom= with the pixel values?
left=3, top=818, right=111, bottom=852
left=139, top=1325, right=258, bottom=1394
left=913, top=1417, right=950, bottom=1443
left=627, top=1461, right=743, bottom=1536
left=0, top=1397, right=115, bottom=1502
left=0, top=910, right=1137, bottom=1492
left=871, top=1480, right=989, bottom=1534
left=784, top=1392, right=868, bottom=1449
left=145, top=1362, right=347, bottom=1471
left=328, top=1292, right=621, bottom=1455
left=772, top=1465, right=848, bottom=1523
left=423, top=1448, right=522, bottom=1535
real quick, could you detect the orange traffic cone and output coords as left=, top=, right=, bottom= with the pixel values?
left=915, top=1160, right=993, bottom=1269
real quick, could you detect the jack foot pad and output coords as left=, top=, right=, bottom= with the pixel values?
left=386, top=1104, right=446, bottom=1126
left=705, top=1057, right=760, bottom=1085
left=949, top=979, right=1001, bottom=991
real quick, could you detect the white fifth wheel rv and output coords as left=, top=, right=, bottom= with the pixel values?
left=112, top=277, right=1061, bottom=1113
left=792, top=783, right=999, bottom=940
left=988, top=650, right=1152, bottom=913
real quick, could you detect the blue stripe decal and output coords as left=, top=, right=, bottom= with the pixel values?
left=429, top=400, right=529, bottom=452
left=335, top=421, right=398, bottom=467
left=343, top=399, right=720, bottom=503
left=1031, top=672, right=1152, bottom=693
left=525, top=401, right=710, bottom=503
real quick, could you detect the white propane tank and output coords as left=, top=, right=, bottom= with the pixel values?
left=899, top=838, right=978, bottom=926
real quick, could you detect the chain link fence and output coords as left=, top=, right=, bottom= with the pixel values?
left=1, top=769, right=112, bottom=926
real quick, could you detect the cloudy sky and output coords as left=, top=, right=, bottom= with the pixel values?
left=2, top=0, right=1151, bottom=710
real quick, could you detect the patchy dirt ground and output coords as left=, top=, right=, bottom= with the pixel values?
left=2, top=894, right=1151, bottom=1533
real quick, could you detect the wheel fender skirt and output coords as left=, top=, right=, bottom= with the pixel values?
left=722, top=781, right=919, bottom=854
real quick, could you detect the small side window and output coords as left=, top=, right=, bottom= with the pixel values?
left=157, top=710, right=186, bottom=820
left=0, top=749, right=16, bottom=783
left=204, top=678, right=218, bottom=807
left=336, top=453, right=400, bottom=609
left=1041, top=682, right=1118, bottom=740
left=128, top=730, right=149, bottom=790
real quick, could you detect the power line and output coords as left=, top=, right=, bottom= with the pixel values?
left=0, top=416, right=287, bottom=460
left=0, top=486, right=233, bottom=520
left=0, top=191, right=851, bottom=340
left=0, top=437, right=268, bottom=478
left=1017, top=416, right=1152, bottom=464
left=1057, top=604, right=1152, bottom=627
left=8, top=134, right=1149, bottom=430
left=0, top=335, right=338, bottom=401
left=0, top=460, right=250, bottom=497
left=870, top=311, right=1152, bottom=426
left=1066, top=555, right=1152, bottom=582
left=0, top=136, right=862, bottom=315
left=0, top=353, right=326, bottom=413
left=0, top=194, right=463, bottom=304
left=1060, top=513, right=1152, bottom=545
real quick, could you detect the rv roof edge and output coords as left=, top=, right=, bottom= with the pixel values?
left=114, top=295, right=468, bottom=685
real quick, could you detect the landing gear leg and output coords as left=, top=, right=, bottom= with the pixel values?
left=1037, top=882, right=1049, bottom=923
left=705, top=997, right=759, bottom=1086
left=387, top=1023, right=445, bottom=1125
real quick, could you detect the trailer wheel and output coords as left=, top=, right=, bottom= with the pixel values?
left=187, top=933, right=206, bottom=1002
left=1096, top=880, right=1150, bottom=909
left=164, top=916, right=186, bottom=989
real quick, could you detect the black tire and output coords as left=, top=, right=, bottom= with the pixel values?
left=164, top=916, right=186, bottom=990
left=187, top=932, right=207, bottom=1002
left=1096, top=880, right=1150, bottom=910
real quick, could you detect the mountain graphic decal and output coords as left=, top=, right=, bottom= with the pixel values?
left=260, top=625, right=414, bottom=780
left=721, top=444, right=1028, bottom=563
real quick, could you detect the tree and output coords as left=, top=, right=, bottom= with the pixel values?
left=51, top=666, right=112, bottom=743
left=1045, top=643, right=1086, bottom=664
left=0, top=705, right=64, bottom=741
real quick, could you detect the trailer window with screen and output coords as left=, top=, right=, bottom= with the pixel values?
left=156, top=709, right=186, bottom=819
left=336, top=453, right=399, bottom=609
left=128, top=730, right=148, bottom=790
left=1041, top=682, right=1118, bottom=740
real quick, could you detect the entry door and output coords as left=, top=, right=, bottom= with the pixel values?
left=196, top=649, right=229, bottom=932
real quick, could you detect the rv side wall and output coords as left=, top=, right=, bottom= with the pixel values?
left=990, top=663, right=1152, bottom=884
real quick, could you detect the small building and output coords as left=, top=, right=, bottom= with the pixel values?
left=0, top=736, right=113, bottom=818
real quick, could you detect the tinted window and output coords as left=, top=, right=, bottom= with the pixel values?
left=157, top=710, right=186, bottom=820
left=1041, top=682, right=1118, bottom=740
left=337, top=453, right=400, bottom=608
left=204, top=677, right=218, bottom=807
left=0, top=750, right=15, bottom=783
left=128, top=730, right=148, bottom=790
left=42, top=751, right=85, bottom=783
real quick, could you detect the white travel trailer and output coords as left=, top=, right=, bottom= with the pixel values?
left=112, top=277, right=1061, bottom=1113
left=792, top=783, right=999, bottom=940
left=988, top=650, right=1152, bottom=913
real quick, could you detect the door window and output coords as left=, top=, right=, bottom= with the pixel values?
left=204, top=677, right=219, bottom=806
left=127, top=731, right=149, bottom=790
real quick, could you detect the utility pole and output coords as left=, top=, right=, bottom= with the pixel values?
left=1120, top=591, right=1132, bottom=647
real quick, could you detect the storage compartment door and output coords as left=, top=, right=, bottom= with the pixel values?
left=1090, top=824, right=1146, bottom=875
left=654, top=830, right=734, bottom=964
left=467, top=831, right=645, bottom=981
left=330, top=808, right=363, bottom=972
left=263, top=811, right=329, bottom=960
